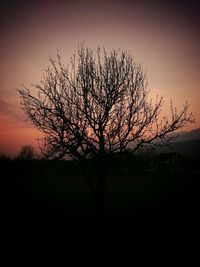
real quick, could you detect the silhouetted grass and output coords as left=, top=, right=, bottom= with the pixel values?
left=1, top=159, right=199, bottom=244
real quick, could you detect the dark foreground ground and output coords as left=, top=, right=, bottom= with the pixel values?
left=1, top=160, right=200, bottom=246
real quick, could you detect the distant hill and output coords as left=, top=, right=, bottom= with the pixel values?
left=170, top=128, right=200, bottom=142
left=155, top=128, right=200, bottom=159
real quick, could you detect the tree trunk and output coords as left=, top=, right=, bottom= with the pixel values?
left=79, top=156, right=107, bottom=241
left=94, top=157, right=106, bottom=241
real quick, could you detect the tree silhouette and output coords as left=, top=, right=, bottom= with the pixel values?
left=16, top=145, right=36, bottom=161
left=18, top=44, right=194, bottom=234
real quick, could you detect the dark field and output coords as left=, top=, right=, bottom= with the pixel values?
left=1, top=160, right=200, bottom=244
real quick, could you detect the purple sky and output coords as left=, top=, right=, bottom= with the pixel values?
left=0, top=0, right=200, bottom=155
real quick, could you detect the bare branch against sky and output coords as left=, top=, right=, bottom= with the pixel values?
left=0, top=0, right=199, bottom=155
left=18, top=45, right=194, bottom=161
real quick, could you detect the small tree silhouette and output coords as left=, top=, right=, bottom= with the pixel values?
left=16, top=145, right=36, bottom=161
left=18, top=44, right=194, bottom=235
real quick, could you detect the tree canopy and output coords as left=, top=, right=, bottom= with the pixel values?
left=18, top=45, right=194, bottom=160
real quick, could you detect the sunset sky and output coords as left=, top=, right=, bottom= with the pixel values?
left=0, top=0, right=200, bottom=156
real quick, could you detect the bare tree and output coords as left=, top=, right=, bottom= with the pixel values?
left=16, top=145, right=36, bottom=161
left=18, top=44, right=194, bottom=233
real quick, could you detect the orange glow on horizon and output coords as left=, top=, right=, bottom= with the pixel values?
left=0, top=1, right=199, bottom=156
